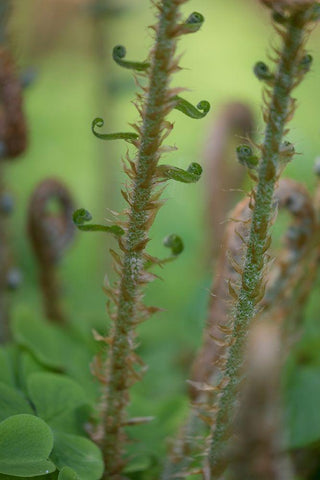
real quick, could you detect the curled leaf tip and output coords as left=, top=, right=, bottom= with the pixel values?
left=112, top=45, right=150, bottom=71
left=183, top=11, right=205, bottom=33
left=253, top=61, right=274, bottom=81
left=173, top=96, right=210, bottom=119
left=92, top=117, right=139, bottom=143
left=299, top=53, right=313, bottom=72
left=163, top=234, right=184, bottom=256
left=73, top=208, right=92, bottom=226
left=73, top=208, right=124, bottom=236
left=236, top=145, right=259, bottom=169
left=156, top=162, right=203, bottom=183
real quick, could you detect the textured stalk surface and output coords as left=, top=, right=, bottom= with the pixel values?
left=208, top=8, right=316, bottom=477
left=101, top=2, right=186, bottom=477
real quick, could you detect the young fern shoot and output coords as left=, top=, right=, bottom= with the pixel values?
left=74, top=1, right=209, bottom=478
left=202, top=2, right=320, bottom=477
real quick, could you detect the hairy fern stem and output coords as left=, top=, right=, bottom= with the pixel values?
left=207, top=6, right=318, bottom=477
left=97, top=1, right=200, bottom=477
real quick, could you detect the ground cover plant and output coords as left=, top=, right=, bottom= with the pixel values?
left=1, top=0, right=320, bottom=479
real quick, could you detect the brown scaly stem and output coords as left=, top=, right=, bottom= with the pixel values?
left=0, top=14, right=27, bottom=341
left=98, top=1, right=192, bottom=477
left=206, top=5, right=319, bottom=477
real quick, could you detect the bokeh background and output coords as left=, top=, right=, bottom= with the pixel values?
left=6, top=0, right=320, bottom=460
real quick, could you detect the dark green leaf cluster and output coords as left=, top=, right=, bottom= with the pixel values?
left=0, top=311, right=104, bottom=480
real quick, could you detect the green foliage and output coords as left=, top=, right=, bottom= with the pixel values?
left=58, top=468, right=79, bottom=480
left=0, top=350, right=15, bottom=387
left=3, top=1, right=320, bottom=478
left=0, top=383, right=33, bottom=421
left=0, top=306, right=104, bottom=478
left=112, top=45, right=150, bottom=71
left=72, top=208, right=124, bottom=236
left=51, top=433, right=103, bottom=480
left=0, top=345, right=103, bottom=478
left=285, top=365, right=320, bottom=449
left=173, top=96, right=210, bottom=119
left=0, top=414, right=55, bottom=476
left=156, top=162, right=203, bottom=183
left=27, top=373, right=88, bottom=430
left=91, top=117, right=138, bottom=143
left=11, top=311, right=99, bottom=402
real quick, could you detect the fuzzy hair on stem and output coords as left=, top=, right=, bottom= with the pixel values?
left=205, top=4, right=320, bottom=477
left=89, top=1, right=208, bottom=478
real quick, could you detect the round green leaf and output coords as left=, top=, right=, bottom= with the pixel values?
left=58, top=468, right=79, bottom=480
left=0, top=473, right=58, bottom=479
left=51, top=432, right=103, bottom=480
left=0, top=414, right=55, bottom=476
left=27, top=373, right=88, bottom=426
left=0, top=383, right=33, bottom=422
left=285, top=366, right=320, bottom=448
left=12, top=313, right=99, bottom=403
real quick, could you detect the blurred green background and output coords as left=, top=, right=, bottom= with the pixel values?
left=6, top=0, right=320, bottom=461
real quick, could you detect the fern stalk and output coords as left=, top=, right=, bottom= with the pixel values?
left=207, top=5, right=319, bottom=477
left=95, top=1, right=204, bottom=477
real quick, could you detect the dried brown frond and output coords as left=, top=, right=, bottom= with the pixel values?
left=190, top=197, right=251, bottom=399
left=204, top=102, right=255, bottom=257
left=230, top=319, right=294, bottom=480
left=0, top=47, right=27, bottom=158
left=28, top=178, right=75, bottom=323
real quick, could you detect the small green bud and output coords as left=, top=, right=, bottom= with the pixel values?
left=236, top=145, right=259, bottom=169
left=163, top=234, right=184, bottom=256
left=299, top=54, right=313, bottom=72
left=187, top=162, right=203, bottom=178
left=184, top=12, right=205, bottom=33
left=253, top=61, right=273, bottom=81
left=73, top=208, right=92, bottom=226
